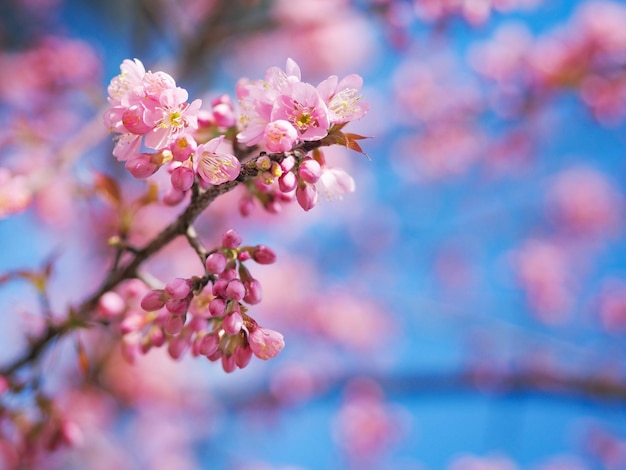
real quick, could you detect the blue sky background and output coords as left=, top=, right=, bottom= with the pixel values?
left=2, top=0, right=626, bottom=468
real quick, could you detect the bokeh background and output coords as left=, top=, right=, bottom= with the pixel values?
left=2, top=0, right=626, bottom=468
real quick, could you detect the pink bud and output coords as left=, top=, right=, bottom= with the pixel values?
left=281, top=155, right=296, bottom=172
left=223, top=311, right=243, bottom=335
left=220, top=268, right=237, bottom=281
left=125, top=154, right=160, bottom=178
left=205, top=252, right=227, bottom=274
left=235, top=345, right=253, bottom=369
left=298, top=158, right=322, bottom=184
left=163, top=188, right=186, bottom=206
left=264, top=120, right=298, bottom=153
left=222, top=229, right=242, bottom=249
left=170, top=165, right=195, bottom=192
left=226, top=279, right=246, bottom=301
left=296, top=183, right=318, bottom=211
left=170, top=135, right=197, bottom=161
left=165, top=278, right=192, bottom=300
left=122, top=105, right=152, bottom=134
left=165, top=314, right=185, bottom=335
left=278, top=171, right=298, bottom=192
left=149, top=327, right=166, bottom=347
left=244, top=279, right=263, bottom=305
left=209, top=297, right=226, bottom=317
left=253, top=245, right=277, bottom=264
left=167, top=331, right=190, bottom=360
left=165, top=298, right=190, bottom=315
left=222, top=354, right=237, bottom=373
left=140, top=290, right=166, bottom=311
left=248, top=327, right=285, bottom=360
left=212, top=279, right=229, bottom=297
left=121, top=332, right=141, bottom=364
left=120, top=313, right=143, bottom=334
left=188, top=315, right=207, bottom=332
left=237, top=251, right=251, bottom=262
left=199, top=334, right=220, bottom=356
left=98, top=291, right=126, bottom=318
left=239, top=194, right=255, bottom=216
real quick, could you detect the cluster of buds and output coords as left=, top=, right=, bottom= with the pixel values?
left=239, top=148, right=356, bottom=214
left=98, top=230, right=284, bottom=372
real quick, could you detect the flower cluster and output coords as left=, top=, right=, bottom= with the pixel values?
left=97, top=230, right=284, bottom=372
left=236, top=58, right=368, bottom=152
left=104, top=59, right=241, bottom=203
left=235, top=59, right=367, bottom=212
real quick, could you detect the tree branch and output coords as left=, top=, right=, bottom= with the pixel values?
left=0, top=143, right=320, bottom=378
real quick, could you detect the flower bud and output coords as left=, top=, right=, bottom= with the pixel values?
left=244, top=279, right=263, bottom=305
left=98, top=291, right=126, bottom=318
left=221, top=354, right=237, bottom=373
left=125, top=154, right=160, bottom=178
left=296, top=183, right=318, bottom=211
left=140, top=290, right=166, bottom=311
left=165, top=278, right=192, bottom=300
left=120, top=313, right=143, bottom=334
left=239, top=194, right=255, bottom=216
left=212, top=278, right=229, bottom=297
left=248, top=327, right=285, bottom=360
left=226, top=279, right=246, bottom=301
left=170, top=165, right=194, bottom=192
left=235, top=345, right=253, bottom=369
left=222, top=229, right=242, bottom=249
left=122, top=105, right=152, bottom=134
left=165, top=298, right=190, bottom=315
left=281, top=155, right=296, bottom=172
left=168, top=330, right=190, bottom=360
left=298, top=158, right=322, bottom=184
left=170, top=135, right=197, bottom=161
left=253, top=245, right=277, bottom=264
left=164, top=314, right=185, bottom=335
left=163, top=188, right=186, bottom=206
left=223, top=311, right=243, bottom=335
left=278, top=171, right=298, bottom=192
left=209, top=297, right=226, bottom=317
left=199, top=333, right=220, bottom=356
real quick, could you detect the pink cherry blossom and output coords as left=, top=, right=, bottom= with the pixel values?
left=248, top=327, right=285, bottom=360
left=264, top=119, right=298, bottom=152
left=107, top=58, right=146, bottom=106
left=194, top=136, right=241, bottom=185
left=318, top=73, right=369, bottom=124
left=271, top=81, right=330, bottom=141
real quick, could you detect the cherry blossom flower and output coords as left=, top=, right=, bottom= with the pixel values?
left=194, top=136, right=241, bottom=185
left=248, top=327, right=285, bottom=359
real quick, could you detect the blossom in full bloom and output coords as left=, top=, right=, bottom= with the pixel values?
left=194, top=136, right=241, bottom=186
left=317, top=73, right=369, bottom=125
left=270, top=81, right=330, bottom=141
left=104, top=58, right=202, bottom=162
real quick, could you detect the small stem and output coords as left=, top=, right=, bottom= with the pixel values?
left=185, top=225, right=208, bottom=264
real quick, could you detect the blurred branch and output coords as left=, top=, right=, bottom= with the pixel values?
left=232, top=369, right=626, bottom=411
